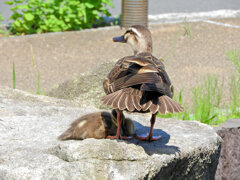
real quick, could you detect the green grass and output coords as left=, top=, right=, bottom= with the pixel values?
left=226, top=50, right=240, bottom=74
left=182, top=19, right=192, bottom=38
left=166, top=31, right=179, bottom=65
left=158, top=76, right=226, bottom=126
left=11, top=46, right=42, bottom=94
left=36, top=71, right=41, bottom=95
left=0, top=13, right=3, bottom=22
left=30, top=45, right=41, bottom=95
left=192, top=76, right=224, bottom=125
left=226, top=50, right=240, bottom=118
left=158, top=50, right=240, bottom=126
left=12, top=62, right=16, bottom=89
left=166, top=20, right=191, bottom=65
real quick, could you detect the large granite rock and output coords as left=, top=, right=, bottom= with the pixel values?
left=215, top=119, right=240, bottom=180
left=0, top=86, right=221, bottom=179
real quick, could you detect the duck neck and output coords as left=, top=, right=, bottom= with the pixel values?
left=134, top=47, right=152, bottom=55
left=133, top=41, right=152, bottom=55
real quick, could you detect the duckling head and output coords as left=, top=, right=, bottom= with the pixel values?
left=112, top=25, right=152, bottom=55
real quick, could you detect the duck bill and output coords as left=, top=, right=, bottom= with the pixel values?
left=112, top=35, right=126, bottom=43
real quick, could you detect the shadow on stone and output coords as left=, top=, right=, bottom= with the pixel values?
left=123, top=121, right=180, bottom=156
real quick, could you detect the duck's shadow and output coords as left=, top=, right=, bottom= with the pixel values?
left=124, top=121, right=180, bottom=156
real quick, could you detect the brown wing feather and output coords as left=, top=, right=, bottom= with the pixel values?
left=175, top=102, right=184, bottom=112
left=164, top=95, right=184, bottom=113
left=158, top=95, right=184, bottom=114
left=102, top=92, right=115, bottom=105
left=124, top=57, right=153, bottom=66
left=112, top=90, right=124, bottom=109
left=132, top=95, right=141, bottom=111
left=126, top=93, right=136, bottom=112
left=164, top=96, right=174, bottom=114
left=102, top=90, right=120, bottom=106
left=141, top=101, right=152, bottom=111
left=113, top=73, right=160, bottom=92
left=118, top=93, right=127, bottom=110
left=149, top=103, right=159, bottom=114
left=158, top=96, right=167, bottom=114
left=165, top=95, right=182, bottom=113
left=138, top=65, right=159, bottom=74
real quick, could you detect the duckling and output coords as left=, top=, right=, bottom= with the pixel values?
left=58, top=110, right=135, bottom=140
left=102, top=25, right=183, bottom=141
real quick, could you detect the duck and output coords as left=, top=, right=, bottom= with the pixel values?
left=102, top=25, right=183, bottom=141
left=58, top=110, right=135, bottom=140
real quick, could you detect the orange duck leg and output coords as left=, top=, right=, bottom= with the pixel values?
left=106, top=110, right=133, bottom=140
left=136, top=113, right=161, bottom=141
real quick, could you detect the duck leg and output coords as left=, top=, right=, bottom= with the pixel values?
left=136, top=113, right=161, bottom=141
left=106, top=110, right=132, bottom=140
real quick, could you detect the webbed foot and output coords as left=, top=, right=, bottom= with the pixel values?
left=136, top=134, right=161, bottom=141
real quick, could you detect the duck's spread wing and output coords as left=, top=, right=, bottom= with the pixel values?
left=102, top=88, right=142, bottom=112
left=113, top=73, right=161, bottom=92
left=103, top=56, right=163, bottom=94
left=102, top=88, right=183, bottom=114
left=102, top=55, right=183, bottom=113
left=137, top=52, right=172, bottom=86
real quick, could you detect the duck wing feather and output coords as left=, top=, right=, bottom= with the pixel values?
left=158, top=95, right=184, bottom=114
left=102, top=88, right=143, bottom=112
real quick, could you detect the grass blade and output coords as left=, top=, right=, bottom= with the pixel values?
left=36, top=71, right=41, bottom=95
left=13, top=62, right=16, bottom=89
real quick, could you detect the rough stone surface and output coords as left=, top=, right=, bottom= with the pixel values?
left=0, top=86, right=221, bottom=179
left=214, top=119, right=240, bottom=180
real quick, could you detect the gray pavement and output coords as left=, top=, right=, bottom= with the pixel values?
left=109, top=0, right=240, bottom=16
left=1, top=0, right=240, bottom=25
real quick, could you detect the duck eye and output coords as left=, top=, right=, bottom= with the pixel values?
left=126, top=30, right=135, bottom=35
left=129, top=30, right=135, bottom=35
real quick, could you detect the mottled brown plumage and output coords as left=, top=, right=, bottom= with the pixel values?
left=102, top=25, right=183, bottom=141
left=58, top=110, right=135, bottom=140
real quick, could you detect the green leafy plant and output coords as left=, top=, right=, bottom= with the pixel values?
left=0, top=12, right=6, bottom=35
left=5, top=0, right=113, bottom=35
left=0, top=18, right=11, bottom=36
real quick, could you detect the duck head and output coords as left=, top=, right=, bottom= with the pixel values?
left=112, top=25, right=152, bottom=55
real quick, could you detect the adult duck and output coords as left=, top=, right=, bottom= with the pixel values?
left=102, top=25, right=183, bottom=141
